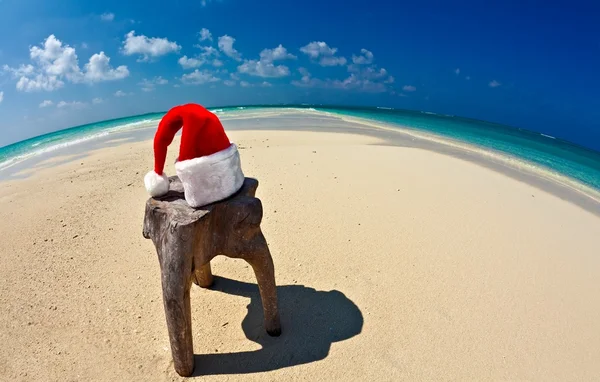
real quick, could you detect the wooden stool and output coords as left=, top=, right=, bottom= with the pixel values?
left=142, top=176, right=281, bottom=377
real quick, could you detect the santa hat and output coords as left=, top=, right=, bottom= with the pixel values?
left=144, top=103, right=244, bottom=208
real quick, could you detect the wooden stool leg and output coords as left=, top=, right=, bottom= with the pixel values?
left=193, top=262, right=214, bottom=288
left=157, top=230, right=195, bottom=377
left=246, top=233, right=281, bottom=337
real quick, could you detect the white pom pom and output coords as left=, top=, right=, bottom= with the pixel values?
left=144, top=171, right=169, bottom=197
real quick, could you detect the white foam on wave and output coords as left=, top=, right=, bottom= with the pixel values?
left=377, top=107, right=392, bottom=110
left=0, top=130, right=112, bottom=172
left=107, top=118, right=160, bottom=132
left=0, top=118, right=161, bottom=172
left=541, top=133, right=556, bottom=139
left=216, top=107, right=322, bottom=121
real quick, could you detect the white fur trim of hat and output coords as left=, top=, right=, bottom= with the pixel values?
left=175, top=143, right=244, bottom=208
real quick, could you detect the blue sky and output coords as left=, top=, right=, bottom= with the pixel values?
left=0, top=0, right=599, bottom=150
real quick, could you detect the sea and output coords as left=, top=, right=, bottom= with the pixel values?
left=1, top=105, right=599, bottom=194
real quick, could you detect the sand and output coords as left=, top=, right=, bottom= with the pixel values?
left=1, top=115, right=600, bottom=381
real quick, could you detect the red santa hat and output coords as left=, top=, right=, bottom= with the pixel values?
left=144, top=103, right=244, bottom=207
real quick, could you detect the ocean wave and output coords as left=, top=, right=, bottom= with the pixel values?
left=0, top=130, right=113, bottom=172
left=107, top=118, right=160, bottom=132
left=377, top=107, right=392, bottom=110
left=541, top=133, right=556, bottom=139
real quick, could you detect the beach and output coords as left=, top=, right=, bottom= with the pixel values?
left=1, top=113, right=600, bottom=381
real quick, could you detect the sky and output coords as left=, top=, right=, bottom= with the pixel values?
left=0, top=0, right=599, bottom=150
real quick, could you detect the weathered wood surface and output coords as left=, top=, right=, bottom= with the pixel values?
left=143, top=176, right=281, bottom=377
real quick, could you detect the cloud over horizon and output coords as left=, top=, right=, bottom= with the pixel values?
left=300, top=41, right=347, bottom=67
left=122, top=31, right=181, bottom=61
left=3, top=35, right=129, bottom=92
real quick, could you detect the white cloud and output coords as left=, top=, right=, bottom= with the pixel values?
left=39, top=100, right=53, bottom=108
left=300, top=41, right=347, bottom=66
left=4, top=35, right=128, bottom=92
left=199, top=28, right=212, bottom=41
left=455, top=68, right=460, bottom=75
left=298, top=67, right=310, bottom=77
left=230, top=73, right=240, bottom=81
left=330, top=74, right=388, bottom=93
left=291, top=68, right=324, bottom=88
left=352, top=66, right=389, bottom=80
left=122, top=31, right=181, bottom=61
left=320, top=56, right=347, bottom=66
left=0, top=91, right=3, bottom=104
left=224, top=80, right=236, bottom=86
left=238, top=60, right=290, bottom=78
left=300, top=41, right=336, bottom=58
left=83, top=52, right=129, bottom=82
left=3, top=64, right=35, bottom=77
left=237, top=44, right=294, bottom=78
left=489, top=80, right=501, bottom=88
left=181, top=69, right=220, bottom=85
left=217, top=35, right=241, bottom=61
left=178, top=55, right=204, bottom=69
left=139, top=76, right=169, bottom=91
left=239, top=80, right=272, bottom=88
left=57, top=100, right=87, bottom=109
left=179, top=46, right=220, bottom=70
left=352, top=49, right=374, bottom=65
left=29, top=34, right=80, bottom=80
left=92, top=97, right=103, bottom=104
left=17, top=74, right=64, bottom=92
left=292, top=65, right=393, bottom=93
left=259, top=45, right=296, bottom=62
left=114, top=90, right=127, bottom=97
left=199, top=46, right=219, bottom=57
left=403, top=85, right=416, bottom=92
left=100, top=13, right=115, bottom=22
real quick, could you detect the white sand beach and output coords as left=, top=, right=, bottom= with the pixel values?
left=1, top=114, right=600, bottom=381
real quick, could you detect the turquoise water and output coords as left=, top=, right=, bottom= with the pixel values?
left=1, top=105, right=599, bottom=192
left=319, top=106, right=600, bottom=191
left=0, top=113, right=163, bottom=171
left=0, top=107, right=241, bottom=172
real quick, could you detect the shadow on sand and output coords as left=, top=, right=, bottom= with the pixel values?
left=192, top=276, right=363, bottom=376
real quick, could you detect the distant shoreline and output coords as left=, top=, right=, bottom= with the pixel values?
left=2, top=104, right=599, bottom=154
left=1, top=107, right=599, bottom=211
left=1, top=109, right=599, bottom=217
